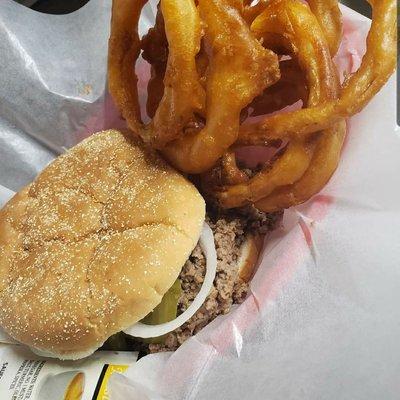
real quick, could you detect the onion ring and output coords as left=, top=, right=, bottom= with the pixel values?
left=244, top=0, right=269, bottom=24
left=248, top=59, right=308, bottom=117
left=238, top=0, right=396, bottom=144
left=218, top=141, right=315, bottom=208
left=216, top=0, right=346, bottom=210
left=255, top=121, right=346, bottom=212
left=221, top=151, right=250, bottom=185
left=108, top=0, right=147, bottom=134
left=145, top=0, right=205, bottom=147
left=161, top=0, right=279, bottom=174
left=141, top=6, right=168, bottom=118
left=108, top=0, right=395, bottom=213
left=245, top=0, right=342, bottom=56
left=307, top=0, right=342, bottom=55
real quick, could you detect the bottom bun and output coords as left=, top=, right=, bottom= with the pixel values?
left=30, top=345, right=100, bottom=361
left=237, top=233, right=264, bottom=283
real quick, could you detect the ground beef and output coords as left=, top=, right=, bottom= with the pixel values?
left=148, top=208, right=282, bottom=353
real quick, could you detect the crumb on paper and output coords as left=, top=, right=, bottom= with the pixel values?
left=78, top=83, right=93, bottom=96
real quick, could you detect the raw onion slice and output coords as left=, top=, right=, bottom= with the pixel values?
left=124, top=223, right=217, bottom=338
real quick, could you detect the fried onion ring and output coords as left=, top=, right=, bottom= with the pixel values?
left=141, top=6, right=168, bottom=118
left=221, top=151, right=250, bottom=185
left=108, top=0, right=395, bottom=212
left=161, top=0, right=279, bottom=173
left=307, top=0, right=342, bottom=55
left=218, top=141, right=315, bottom=208
left=238, top=0, right=396, bottom=144
left=108, top=0, right=147, bottom=134
left=245, top=0, right=342, bottom=56
left=216, top=0, right=345, bottom=209
left=255, top=120, right=346, bottom=212
left=248, top=59, right=308, bottom=117
left=145, top=0, right=205, bottom=147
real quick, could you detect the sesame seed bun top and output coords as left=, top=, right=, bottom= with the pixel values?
left=0, top=129, right=205, bottom=359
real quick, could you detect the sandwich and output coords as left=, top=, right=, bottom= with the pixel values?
left=0, top=129, right=280, bottom=359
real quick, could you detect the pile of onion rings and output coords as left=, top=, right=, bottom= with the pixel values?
left=108, top=0, right=396, bottom=212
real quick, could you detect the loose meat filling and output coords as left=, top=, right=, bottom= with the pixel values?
left=149, top=208, right=281, bottom=352
left=101, top=208, right=281, bottom=354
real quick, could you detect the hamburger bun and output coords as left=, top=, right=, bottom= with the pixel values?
left=238, top=233, right=264, bottom=283
left=0, top=129, right=205, bottom=359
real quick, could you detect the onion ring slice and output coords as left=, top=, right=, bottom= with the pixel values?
left=218, top=142, right=314, bottom=208
left=108, top=0, right=147, bottom=133
left=307, top=0, right=342, bottom=55
left=141, top=6, right=168, bottom=118
left=255, top=120, right=346, bottom=212
left=147, top=0, right=205, bottom=147
left=244, top=0, right=342, bottom=55
left=216, top=0, right=343, bottom=209
left=161, top=0, right=279, bottom=174
left=247, top=59, right=308, bottom=117
left=238, top=0, right=396, bottom=144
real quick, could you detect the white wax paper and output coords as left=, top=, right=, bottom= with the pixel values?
left=0, top=1, right=399, bottom=399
